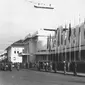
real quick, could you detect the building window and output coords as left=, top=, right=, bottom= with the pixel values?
left=14, top=51, right=16, bottom=54
left=17, top=51, right=19, bottom=54
left=13, top=57, right=16, bottom=60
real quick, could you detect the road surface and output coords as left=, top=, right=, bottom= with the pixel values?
left=0, top=69, right=85, bottom=85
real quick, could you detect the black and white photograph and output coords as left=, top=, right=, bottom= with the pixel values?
left=0, top=0, right=85, bottom=85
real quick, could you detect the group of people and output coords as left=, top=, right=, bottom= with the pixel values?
left=37, top=61, right=57, bottom=72
left=0, top=62, right=21, bottom=71
left=36, top=61, right=77, bottom=76
left=63, top=61, right=77, bottom=76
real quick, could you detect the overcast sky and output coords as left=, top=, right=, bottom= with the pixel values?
left=0, top=0, right=85, bottom=53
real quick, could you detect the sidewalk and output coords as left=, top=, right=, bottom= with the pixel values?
left=29, top=68, right=85, bottom=77
left=57, top=71, right=85, bottom=77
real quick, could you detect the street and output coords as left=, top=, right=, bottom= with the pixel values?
left=0, top=69, right=85, bottom=85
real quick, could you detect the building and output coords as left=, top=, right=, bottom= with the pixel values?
left=21, top=33, right=37, bottom=64
left=20, top=29, right=54, bottom=65
left=0, top=50, right=7, bottom=62
left=35, top=21, right=85, bottom=73
left=6, top=40, right=24, bottom=63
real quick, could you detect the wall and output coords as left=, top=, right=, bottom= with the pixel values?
left=11, top=46, right=24, bottom=63
left=7, top=47, right=11, bottom=62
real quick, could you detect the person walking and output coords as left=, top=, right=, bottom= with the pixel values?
left=9, top=62, right=12, bottom=71
left=73, top=61, right=77, bottom=76
left=17, top=62, right=20, bottom=71
left=63, top=61, right=66, bottom=75
left=26, top=62, right=28, bottom=69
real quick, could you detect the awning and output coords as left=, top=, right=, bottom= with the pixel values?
left=19, top=53, right=30, bottom=56
left=19, top=52, right=34, bottom=56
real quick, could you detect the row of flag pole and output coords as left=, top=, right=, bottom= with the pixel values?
left=47, top=23, right=81, bottom=62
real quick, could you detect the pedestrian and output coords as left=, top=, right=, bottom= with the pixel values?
left=44, top=62, right=47, bottom=71
left=50, top=62, right=52, bottom=72
left=26, top=62, right=28, bottom=69
left=73, top=61, right=77, bottom=76
left=46, top=62, right=49, bottom=71
left=9, top=62, right=12, bottom=71
left=67, top=62, right=70, bottom=72
left=17, top=62, right=20, bottom=71
left=63, top=61, right=66, bottom=75
left=54, top=62, right=57, bottom=73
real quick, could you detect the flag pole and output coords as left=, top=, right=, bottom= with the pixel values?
left=57, top=28, right=59, bottom=63
left=69, top=23, right=71, bottom=62
left=47, top=35, right=49, bottom=62
left=74, top=18, right=76, bottom=62
left=79, top=14, right=81, bottom=61
left=65, top=24, right=67, bottom=62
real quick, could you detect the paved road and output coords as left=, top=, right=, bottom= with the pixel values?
left=0, top=69, right=85, bottom=85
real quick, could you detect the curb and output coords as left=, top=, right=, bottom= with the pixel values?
left=28, top=68, right=85, bottom=77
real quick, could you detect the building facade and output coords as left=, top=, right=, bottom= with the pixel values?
left=35, top=22, right=85, bottom=73
left=6, top=40, right=24, bottom=63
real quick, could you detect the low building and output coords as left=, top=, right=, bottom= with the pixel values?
left=0, top=50, right=7, bottom=62
left=6, top=40, right=24, bottom=63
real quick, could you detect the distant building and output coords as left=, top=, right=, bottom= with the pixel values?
left=0, top=50, right=7, bottom=61
left=6, top=40, right=24, bottom=63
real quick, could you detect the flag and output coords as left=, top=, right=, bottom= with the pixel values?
left=68, top=23, right=71, bottom=42
left=57, top=28, right=60, bottom=46
left=47, top=36, right=49, bottom=49
left=61, top=34, right=63, bottom=45
left=73, top=28, right=76, bottom=61
left=47, top=35, right=51, bottom=51
left=61, top=28, right=63, bottom=45
left=78, top=27, right=81, bottom=60
left=52, top=37, right=56, bottom=48
left=74, top=28, right=76, bottom=37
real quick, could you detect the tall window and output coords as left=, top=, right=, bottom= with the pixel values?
left=14, top=51, right=16, bottom=54
left=17, top=51, right=19, bottom=54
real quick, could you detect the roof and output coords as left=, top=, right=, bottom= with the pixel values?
left=5, top=39, right=24, bottom=50
left=23, top=35, right=38, bottom=42
left=19, top=52, right=34, bottom=56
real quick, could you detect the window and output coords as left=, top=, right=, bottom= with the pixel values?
left=17, top=51, right=19, bottom=54
left=13, top=57, right=16, bottom=60
left=14, top=51, right=16, bottom=54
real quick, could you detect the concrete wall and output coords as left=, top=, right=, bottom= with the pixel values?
left=11, top=47, right=24, bottom=63
left=7, top=46, right=24, bottom=63
left=7, top=47, right=11, bottom=62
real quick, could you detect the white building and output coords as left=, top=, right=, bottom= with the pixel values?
left=0, top=50, right=7, bottom=61
left=6, top=40, right=24, bottom=63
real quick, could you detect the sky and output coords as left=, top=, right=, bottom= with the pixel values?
left=0, top=0, right=85, bottom=53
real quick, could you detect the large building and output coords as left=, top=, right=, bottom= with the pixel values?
left=35, top=22, right=85, bottom=62
left=35, top=21, right=85, bottom=73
